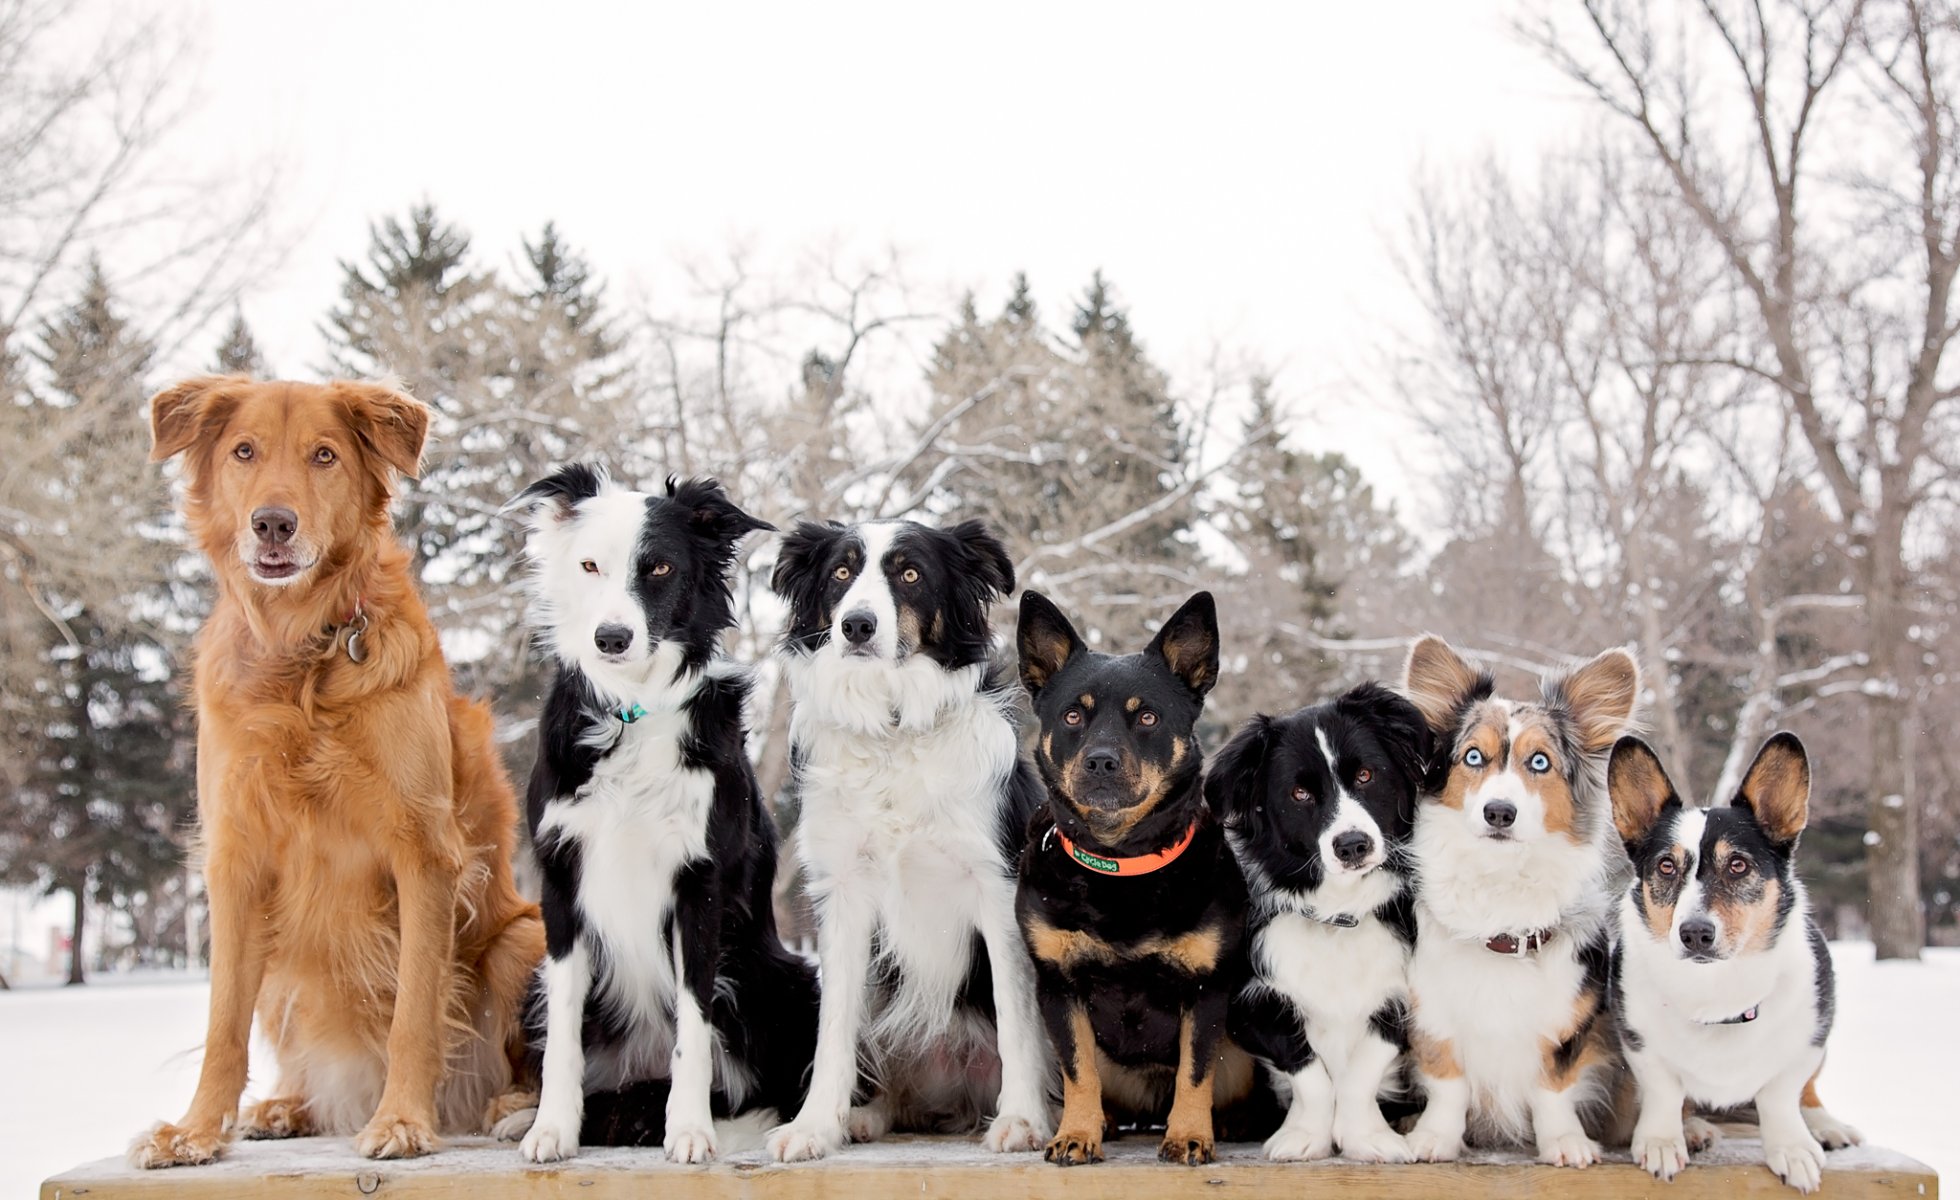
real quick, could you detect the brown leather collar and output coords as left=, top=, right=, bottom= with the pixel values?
left=1485, top=929, right=1555, bottom=957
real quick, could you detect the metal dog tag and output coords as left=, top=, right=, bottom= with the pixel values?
left=343, top=611, right=370, bottom=664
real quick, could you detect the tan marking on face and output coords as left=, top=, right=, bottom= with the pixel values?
left=1643, top=861, right=1682, bottom=941
left=1126, top=696, right=1141, bottom=713
left=896, top=605, right=926, bottom=652
left=1068, top=736, right=1189, bottom=844
left=1047, top=1003, right=1105, bottom=1165
left=1079, top=693, right=1096, bottom=710
left=1161, top=1010, right=1217, bottom=1164
left=1433, top=705, right=1506, bottom=811
left=1510, top=712, right=1578, bottom=837
left=1041, top=732, right=1054, bottom=764
left=1711, top=871, right=1782, bottom=956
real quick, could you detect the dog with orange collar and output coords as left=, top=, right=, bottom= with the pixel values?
left=1013, top=591, right=1271, bottom=1168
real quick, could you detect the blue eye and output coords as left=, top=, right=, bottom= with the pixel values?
left=1463, top=748, right=1485, bottom=768
left=1528, top=752, right=1551, bottom=773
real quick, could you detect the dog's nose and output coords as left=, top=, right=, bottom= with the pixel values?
left=593, top=623, right=634, bottom=656
left=840, top=610, right=878, bottom=646
left=1083, top=748, right=1121, bottom=777
left=1679, top=918, right=1718, bottom=954
left=1482, top=800, right=1517, bottom=830
left=251, top=506, right=298, bottom=546
left=1332, top=830, right=1374, bottom=867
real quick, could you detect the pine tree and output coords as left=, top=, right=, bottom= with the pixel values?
left=214, top=308, right=269, bottom=376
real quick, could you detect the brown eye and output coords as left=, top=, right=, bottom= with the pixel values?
left=833, top=565, right=852, bottom=582
left=1355, top=767, right=1374, bottom=785
left=313, top=446, right=336, bottom=466
left=650, top=562, right=673, bottom=577
left=1657, top=858, right=1678, bottom=877
left=1292, top=786, right=1312, bottom=804
left=580, top=559, right=599, bottom=575
left=1138, top=710, right=1158, bottom=727
left=1728, top=855, right=1749, bottom=877
left=232, top=443, right=253, bottom=461
left=901, top=567, right=920, bottom=584
left=1063, top=708, right=1083, bottom=726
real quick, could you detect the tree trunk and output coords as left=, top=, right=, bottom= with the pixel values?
left=65, top=884, right=87, bottom=986
left=1864, top=518, right=1924, bottom=961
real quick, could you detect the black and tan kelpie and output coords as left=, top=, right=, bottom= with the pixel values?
left=1014, top=590, right=1263, bottom=1167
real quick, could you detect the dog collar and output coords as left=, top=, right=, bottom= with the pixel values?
left=1050, top=820, right=1198, bottom=877
left=1707, top=1004, right=1761, bottom=1026
left=618, top=702, right=648, bottom=724
left=1304, top=905, right=1362, bottom=929
left=1485, top=929, right=1554, bottom=957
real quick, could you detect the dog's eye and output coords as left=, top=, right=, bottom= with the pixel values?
left=1528, top=751, right=1551, bottom=773
left=1727, top=854, right=1749, bottom=877
left=1137, top=710, right=1158, bottom=727
left=1355, top=767, right=1373, bottom=785
left=580, top=559, right=599, bottom=575
left=1291, top=786, right=1313, bottom=804
left=901, top=566, right=920, bottom=584
left=1657, top=858, right=1678, bottom=877
left=649, top=562, right=673, bottom=577
left=1463, top=747, right=1485, bottom=768
left=232, top=442, right=253, bottom=461
left=1063, top=708, right=1083, bottom=727
left=833, top=565, right=853, bottom=582
left=312, top=446, right=336, bottom=466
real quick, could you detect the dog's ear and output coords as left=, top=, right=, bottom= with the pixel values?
left=1547, top=646, right=1641, bottom=754
left=1336, top=681, right=1434, bottom=784
left=336, top=380, right=429, bottom=479
left=1734, top=731, right=1810, bottom=845
left=1608, top=736, right=1679, bottom=847
left=669, top=476, right=774, bottom=545
left=1401, top=635, right=1491, bottom=734
left=770, top=520, right=849, bottom=598
left=946, top=519, right=1016, bottom=600
left=1018, top=591, right=1084, bottom=697
left=505, top=463, right=607, bottom=524
left=149, top=375, right=246, bottom=463
left=1205, top=714, right=1278, bottom=829
left=1147, top=591, right=1220, bottom=698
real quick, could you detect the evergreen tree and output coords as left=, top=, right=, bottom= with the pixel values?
left=213, top=308, right=269, bottom=376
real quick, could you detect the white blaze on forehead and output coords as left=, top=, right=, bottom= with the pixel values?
left=1316, top=724, right=1383, bottom=872
left=831, top=520, right=903, bottom=659
left=1668, top=807, right=1711, bottom=936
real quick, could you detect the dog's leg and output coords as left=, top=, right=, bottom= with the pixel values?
left=239, top=1077, right=314, bottom=1141
left=1759, top=1052, right=1829, bottom=1194
left=1042, top=1001, right=1104, bottom=1166
left=665, top=879, right=722, bottom=1164
left=1266, top=1059, right=1336, bottom=1161
left=768, top=887, right=874, bottom=1162
left=474, top=906, right=546, bottom=1134
left=521, top=941, right=591, bottom=1162
left=1404, top=1029, right=1469, bottom=1162
left=1799, top=1070, right=1863, bottom=1150
left=1160, top=1004, right=1221, bottom=1166
left=129, top=847, right=269, bottom=1168
left=355, top=841, right=460, bottom=1160
left=1332, top=1031, right=1411, bottom=1163
left=1626, top=1048, right=1690, bottom=1181
left=1530, top=1082, right=1600, bottom=1168
left=977, top=887, right=1052, bottom=1152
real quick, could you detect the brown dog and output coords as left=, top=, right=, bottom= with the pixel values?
left=130, top=377, right=544, bottom=1167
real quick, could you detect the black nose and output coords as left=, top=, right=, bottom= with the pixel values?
left=1083, top=748, right=1121, bottom=777
left=251, top=506, right=297, bottom=545
left=593, top=623, right=634, bottom=656
left=1483, top=801, right=1517, bottom=830
left=840, top=610, right=878, bottom=645
left=1332, top=830, right=1374, bottom=867
left=1679, top=919, right=1718, bottom=954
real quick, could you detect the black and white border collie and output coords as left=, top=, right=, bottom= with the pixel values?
left=1398, top=635, right=1639, bottom=1167
left=764, top=518, right=1052, bottom=1162
left=1210, top=683, right=1433, bottom=1163
left=1609, top=732, right=1861, bottom=1193
left=499, top=466, right=818, bottom=1163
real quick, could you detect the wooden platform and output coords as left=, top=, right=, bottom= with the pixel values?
left=40, top=1134, right=1939, bottom=1200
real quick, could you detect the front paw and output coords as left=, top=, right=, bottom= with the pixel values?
left=1159, top=1126, right=1214, bottom=1166
left=985, top=1110, right=1048, bottom=1153
left=128, top=1122, right=228, bottom=1169
left=1337, top=1124, right=1413, bottom=1164
left=847, top=1103, right=891, bottom=1143
left=1537, top=1131, right=1600, bottom=1168
left=356, top=1110, right=438, bottom=1160
left=769, top=1120, right=843, bottom=1163
left=239, top=1097, right=312, bottom=1140
left=1634, top=1131, right=1690, bottom=1181
left=1765, top=1136, right=1826, bottom=1194
left=1803, top=1107, right=1863, bottom=1150
left=483, top=1090, right=539, bottom=1135
left=1044, top=1126, right=1104, bottom=1166
left=665, top=1123, right=717, bottom=1164
left=1404, top=1126, right=1462, bottom=1162
left=491, top=1106, right=537, bottom=1142
left=520, top=1112, right=580, bottom=1163
left=1263, top=1123, right=1334, bottom=1162
left=1684, top=1115, right=1721, bottom=1153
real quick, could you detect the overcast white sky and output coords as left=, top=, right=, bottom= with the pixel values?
left=156, top=0, right=1593, bottom=518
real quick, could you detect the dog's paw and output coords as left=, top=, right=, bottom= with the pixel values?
left=491, top=1106, right=537, bottom=1142
left=355, top=1111, right=437, bottom=1160
left=847, top=1103, right=891, bottom=1143
left=1404, top=1126, right=1463, bottom=1162
left=984, top=1110, right=1048, bottom=1153
left=1803, top=1106, right=1863, bottom=1150
left=127, top=1122, right=227, bottom=1169
left=1337, top=1124, right=1413, bottom=1164
left=665, top=1123, right=717, bottom=1164
left=1263, top=1123, right=1334, bottom=1162
left=483, top=1090, right=539, bottom=1135
left=1044, top=1126, right=1104, bottom=1167
left=768, top=1120, right=842, bottom=1163
left=1683, top=1114, right=1721, bottom=1153
left=1634, top=1132, right=1690, bottom=1181
left=1159, top=1126, right=1214, bottom=1166
left=520, top=1113, right=580, bottom=1163
left=1537, top=1131, right=1601, bottom=1168
left=1765, top=1135, right=1826, bottom=1194
left=238, top=1097, right=311, bottom=1140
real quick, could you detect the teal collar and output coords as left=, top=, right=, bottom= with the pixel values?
left=618, top=702, right=648, bottom=724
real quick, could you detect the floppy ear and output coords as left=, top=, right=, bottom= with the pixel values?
left=770, top=520, right=849, bottom=598
left=149, top=375, right=246, bottom=463
left=1548, top=646, right=1641, bottom=754
left=1018, top=591, right=1084, bottom=697
left=1608, top=736, right=1679, bottom=847
left=670, top=476, right=774, bottom=545
left=1734, top=731, right=1809, bottom=845
left=506, top=463, right=607, bottom=524
left=1205, top=714, right=1278, bottom=829
left=1148, top=591, right=1220, bottom=698
left=1401, top=635, right=1490, bottom=734
left=336, top=381, right=429, bottom=478
left=946, top=518, right=1016, bottom=599
left=1335, top=681, right=1434, bottom=783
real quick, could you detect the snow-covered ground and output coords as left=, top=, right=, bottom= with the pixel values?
left=3, top=944, right=1953, bottom=1198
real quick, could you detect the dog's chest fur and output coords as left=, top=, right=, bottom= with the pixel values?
left=1254, top=902, right=1408, bottom=1062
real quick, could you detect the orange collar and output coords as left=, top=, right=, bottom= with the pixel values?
left=1052, top=819, right=1199, bottom=877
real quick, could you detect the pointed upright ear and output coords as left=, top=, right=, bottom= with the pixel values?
left=670, top=476, right=774, bottom=545
left=1148, top=591, right=1220, bottom=698
left=149, top=375, right=246, bottom=463
left=1205, top=714, right=1278, bottom=829
left=1609, top=736, right=1679, bottom=846
left=1548, top=647, right=1641, bottom=753
left=1735, top=731, right=1810, bottom=844
left=505, top=463, right=607, bottom=524
left=1018, top=591, right=1084, bottom=697
left=770, top=521, right=849, bottom=597
left=946, top=519, right=1016, bottom=600
left=1402, top=635, right=1491, bottom=734
left=1336, top=681, right=1435, bottom=783
left=335, top=380, right=429, bottom=478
